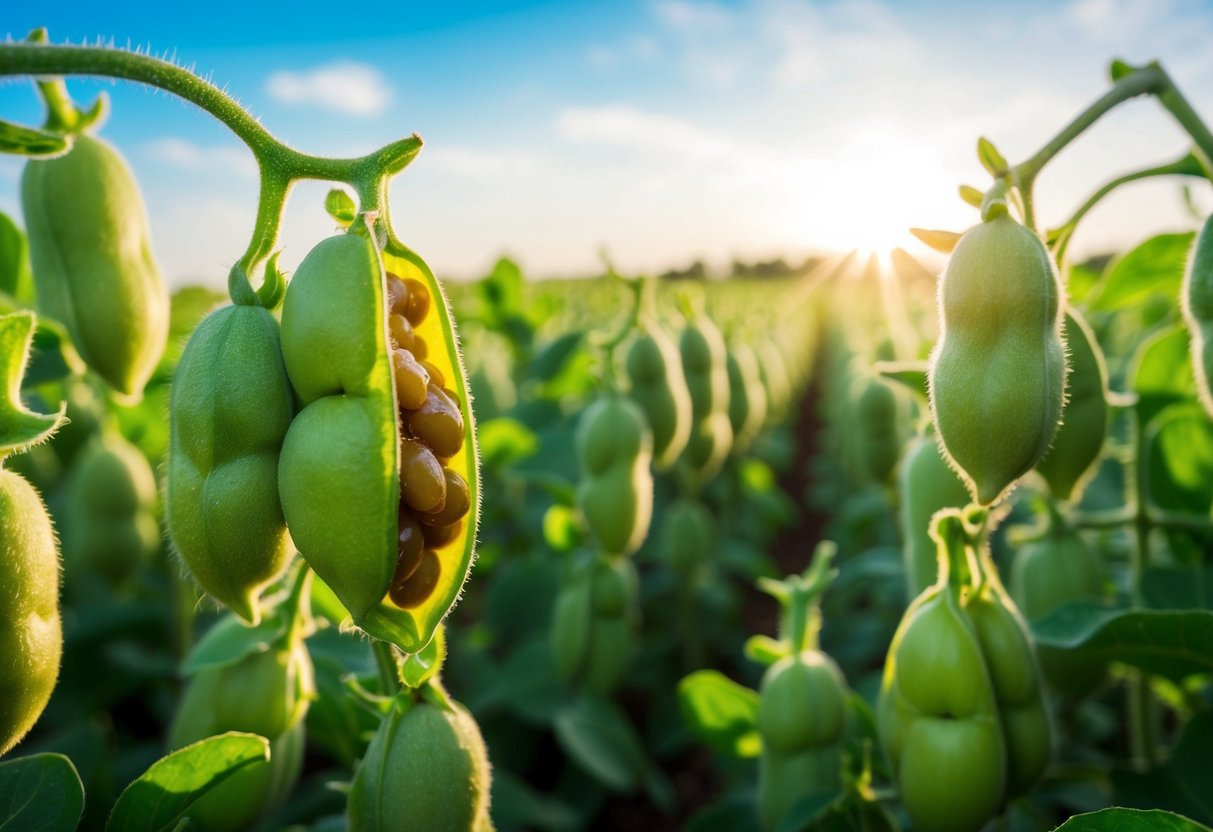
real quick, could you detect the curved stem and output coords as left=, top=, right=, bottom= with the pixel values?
left=1050, top=153, right=1205, bottom=262
left=373, top=640, right=403, bottom=695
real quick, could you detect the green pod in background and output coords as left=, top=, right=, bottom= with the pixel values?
left=550, top=552, right=639, bottom=695
left=1011, top=528, right=1107, bottom=700
left=757, top=339, right=792, bottom=427
left=64, top=430, right=159, bottom=588
left=680, top=313, right=733, bottom=482
left=966, top=545, right=1052, bottom=798
left=575, top=395, right=653, bottom=557
left=929, top=215, right=1066, bottom=505
left=347, top=693, right=493, bottom=832
left=853, top=374, right=904, bottom=485
left=167, top=304, right=294, bottom=624
left=1183, top=213, right=1213, bottom=418
left=0, top=469, right=62, bottom=757
left=898, top=433, right=971, bottom=599
left=726, top=343, right=768, bottom=454
left=22, top=134, right=169, bottom=402
left=878, top=513, right=1006, bottom=832
left=659, top=497, right=715, bottom=577
left=168, top=619, right=314, bottom=831
left=1034, top=309, right=1108, bottom=502
left=623, top=325, right=692, bottom=470
left=550, top=554, right=595, bottom=681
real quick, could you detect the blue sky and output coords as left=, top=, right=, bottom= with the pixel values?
left=3, top=0, right=1213, bottom=288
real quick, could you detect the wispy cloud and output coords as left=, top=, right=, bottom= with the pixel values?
left=265, top=61, right=392, bottom=116
left=141, top=138, right=257, bottom=177
left=655, top=0, right=733, bottom=31
left=556, top=105, right=731, bottom=158
left=423, top=146, right=536, bottom=177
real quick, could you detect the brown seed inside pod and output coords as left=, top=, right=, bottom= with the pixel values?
left=399, top=437, right=447, bottom=514
left=404, top=384, right=465, bottom=459
left=390, top=549, right=441, bottom=608
left=392, top=349, right=430, bottom=411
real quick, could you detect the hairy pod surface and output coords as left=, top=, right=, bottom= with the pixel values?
left=169, top=629, right=314, bottom=831
left=899, top=434, right=971, bottom=598
left=64, top=431, right=159, bottom=587
left=1034, top=310, right=1108, bottom=501
left=347, top=696, right=493, bottom=832
left=1182, top=214, right=1213, bottom=417
left=929, top=216, right=1066, bottom=505
left=624, top=326, right=692, bottom=470
left=878, top=515, right=1006, bottom=832
left=167, top=304, right=294, bottom=623
left=279, top=232, right=479, bottom=652
left=680, top=315, right=733, bottom=481
left=21, top=134, right=169, bottom=401
left=575, top=395, right=653, bottom=557
left=0, top=470, right=62, bottom=757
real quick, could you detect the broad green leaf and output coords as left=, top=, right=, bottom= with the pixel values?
left=909, top=228, right=961, bottom=254
left=1111, top=712, right=1213, bottom=824
left=528, top=331, right=584, bottom=383
left=1145, top=405, right=1213, bottom=514
left=105, top=733, right=270, bottom=832
left=976, top=137, right=1008, bottom=176
left=553, top=696, right=655, bottom=794
left=490, top=769, right=581, bottom=832
left=1130, top=325, right=1195, bottom=430
left=1142, top=564, right=1213, bottom=610
left=324, top=188, right=357, bottom=225
left=1089, top=232, right=1194, bottom=312
left=873, top=360, right=928, bottom=401
left=478, top=417, right=539, bottom=469
left=1052, top=807, right=1212, bottom=831
left=0, top=312, right=66, bottom=457
left=1065, top=262, right=1101, bottom=305
left=0, top=752, right=85, bottom=831
left=676, top=670, right=761, bottom=758
left=1032, top=603, right=1213, bottom=681
left=745, top=634, right=791, bottom=666
left=0, top=211, right=32, bottom=303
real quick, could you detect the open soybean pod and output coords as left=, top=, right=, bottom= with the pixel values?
left=278, top=228, right=478, bottom=654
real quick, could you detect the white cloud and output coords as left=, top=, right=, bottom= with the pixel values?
left=556, top=105, right=731, bottom=158
left=265, top=61, right=392, bottom=116
left=141, top=138, right=257, bottom=178
left=423, top=146, right=536, bottom=176
left=655, top=0, right=733, bottom=31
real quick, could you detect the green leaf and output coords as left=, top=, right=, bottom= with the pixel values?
left=1109, top=59, right=1136, bottom=81
left=25, top=316, right=85, bottom=388
left=0, top=211, right=32, bottom=304
left=324, top=188, right=357, bottom=225
left=1052, top=808, right=1212, bottom=831
left=1089, top=232, right=1194, bottom=312
left=676, top=670, right=761, bottom=758
left=478, top=417, right=539, bottom=469
left=1130, top=325, right=1195, bottom=430
left=958, top=185, right=983, bottom=208
left=1111, top=711, right=1213, bottom=824
left=182, top=613, right=288, bottom=675
left=0, top=752, right=85, bottom=831
left=1145, top=405, right=1213, bottom=514
left=1142, top=564, right=1213, bottom=610
left=553, top=696, right=658, bottom=794
left=745, top=634, right=791, bottom=666
left=0, top=118, right=72, bottom=158
left=0, top=312, right=66, bottom=458
left=976, top=137, right=1008, bottom=176
left=105, top=733, right=270, bottom=832
left=400, top=624, right=446, bottom=688
left=909, top=228, right=962, bottom=254
left=529, top=331, right=585, bottom=383
left=872, top=360, right=929, bottom=402
left=1032, top=603, right=1213, bottom=681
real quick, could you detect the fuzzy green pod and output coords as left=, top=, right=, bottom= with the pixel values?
left=1011, top=529, right=1106, bottom=700
left=279, top=232, right=479, bottom=652
left=680, top=314, right=733, bottom=481
left=853, top=375, right=904, bottom=484
left=878, top=513, right=1006, bottom=832
left=727, top=343, right=768, bottom=453
left=965, top=549, right=1052, bottom=798
left=169, top=623, right=314, bottom=831
left=899, top=433, right=971, bottom=599
left=1183, top=213, right=1213, bottom=417
left=21, top=134, right=169, bottom=401
left=659, top=497, right=715, bottom=577
left=1034, top=310, right=1108, bottom=501
left=575, top=395, right=653, bottom=557
left=929, top=216, right=1066, bottom=505
left=64, top=431, right=159, bottom=587
left=347, top=694, right=493, bottom=832
left=550, top=553, right=638, bottom=695
left=624, top=326, right=692, bottom=470
left=167, top=304, right=294, bottom=623
left=0, top=469, right=62, bottom=757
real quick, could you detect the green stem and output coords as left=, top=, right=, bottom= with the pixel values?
left=1127, top=407, right=1160, bottom=768
left=373, top=640, right=402, bottom=696
left=1050, top=152, right=1206, bottom=263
